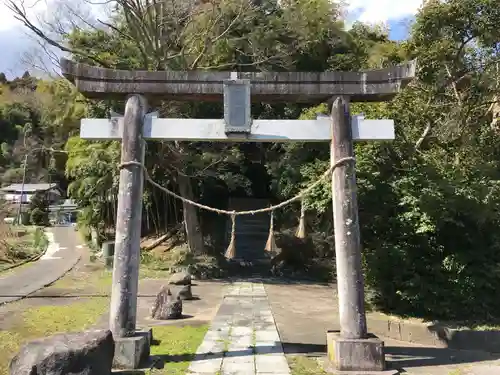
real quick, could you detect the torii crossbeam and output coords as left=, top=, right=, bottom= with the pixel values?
left=61, top=58, right=415, bottom=103
left=61, top=57, right=416, bottom=373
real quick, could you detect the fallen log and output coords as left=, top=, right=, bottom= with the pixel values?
left=142, top=224, right=182, bottom=252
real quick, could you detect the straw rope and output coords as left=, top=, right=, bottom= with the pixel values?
left=119, top=156, right=354, bottom=216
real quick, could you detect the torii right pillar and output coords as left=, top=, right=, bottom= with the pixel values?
left=327, top=96, right=395, bottom=374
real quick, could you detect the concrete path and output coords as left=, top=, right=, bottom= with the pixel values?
left=188, top=281, right=291, bottom=375
left=264, top=281, right=500, bottom=375
left=0, top=226, right=82, bottom=305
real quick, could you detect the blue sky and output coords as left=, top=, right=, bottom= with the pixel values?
left=388, top=17, right=414, bottom=41
left=0, top=0, right=422, bottom=79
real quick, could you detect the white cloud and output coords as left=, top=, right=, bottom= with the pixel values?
left=0, top=0, right=47, bottom=31
left=346, top=0, right=423, bottom=24
left=0, top=0, right=422, bottom=77
left=0, top=0, right=110, bottom=31
left=0, top=0, right=111, bottom=78
left=2, top=0, right=424, bottom=34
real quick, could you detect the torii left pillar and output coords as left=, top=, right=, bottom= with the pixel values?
left=110, top=94, right=152, bottom=369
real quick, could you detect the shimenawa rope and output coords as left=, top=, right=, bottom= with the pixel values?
left=119, top=156, right=354, bottom=258
left=119, top=156, right=354, bottom=216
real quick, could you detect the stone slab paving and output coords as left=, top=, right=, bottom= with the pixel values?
left=187, top=281, right=291, bottom=375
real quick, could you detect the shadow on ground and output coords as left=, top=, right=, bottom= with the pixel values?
left=194, top=276, right=331, bottom=287
left=282, top=342, right=499, bottom=368
left=143, top=341, right=500, bottom=371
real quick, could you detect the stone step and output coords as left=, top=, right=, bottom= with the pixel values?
left=234, top=220, right=270, bottom=227
left=234, top=240, right=269, bottom=246
left=234, top=219, right=269, bottom=225
left=235, top=247, right=266, bottom=257
left=234, top=231, right=269, bottom=236
left=225, top=199, right=272, bottom=261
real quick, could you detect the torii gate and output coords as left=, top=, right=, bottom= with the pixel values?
left=61, top=58, right=415, bottom=373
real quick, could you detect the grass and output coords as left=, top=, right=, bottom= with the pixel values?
left=149, top=325, right=209, bottom=375
left=140, top=267, right=172, bottom=280
left=0, top=264, right=112, bottom=375
left=0, top=242, right=213, bottom=375
left=0, top=298, right=109, bottom=375
left=0, top=226, right=48, bottom=272
left=0, top=260, right=210, bottom=375
left=288, top=355, right=327, bottom=375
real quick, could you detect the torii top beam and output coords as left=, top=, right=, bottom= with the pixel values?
left=60, top=58, right=416, bottom=103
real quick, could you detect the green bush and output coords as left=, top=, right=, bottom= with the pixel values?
left=32, top=228, right=48, bottom=253
left=30, top=208, right=49, bottom=227
left=27, top=192, right=49, bottom=226
left=355, top=130, right=500, bottom=324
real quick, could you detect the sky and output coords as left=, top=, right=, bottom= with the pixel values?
left=0, top=0, right=424, bottom=79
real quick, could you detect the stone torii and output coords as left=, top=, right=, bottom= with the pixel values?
left=61, top=57, right=416, bottom=373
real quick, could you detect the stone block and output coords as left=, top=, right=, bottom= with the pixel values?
left=222, top=358, right=255, bottom=374
left=326, top=331, right=386, bottom=372
left=10, top=330, right=114, bottom=375
left=113, top=330, right=151, bottom=369
left=188, top=357, right=223, bottom=373
left=231, top=326, right=253, bottom=337
left=255, top=354, right=290, bottom=373
left=177, top=285, right=194, bottom=300
left=137, top=327, right=153, bottom=345
left=256, top=330, right=280, bottom=342
left=168, top=271, right=192, bottom=285
left=151, top=287, right=183, bottom=320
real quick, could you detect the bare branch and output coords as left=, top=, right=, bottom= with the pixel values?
left=6, top=0, right=112, bottom=68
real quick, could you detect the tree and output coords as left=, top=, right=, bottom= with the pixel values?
left=28, top=191, right=49, bottom=226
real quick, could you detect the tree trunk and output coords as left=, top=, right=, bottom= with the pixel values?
left=177, top=173, right=204, bottom=254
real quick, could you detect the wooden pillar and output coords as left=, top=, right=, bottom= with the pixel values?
left=110, top=94, right=148, bottom=338
left=330, top=96, right=367, bottom=339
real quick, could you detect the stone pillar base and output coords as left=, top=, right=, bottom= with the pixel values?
left=113, top=328, right=153, bottom=369
left=326, top=330, right=396, bottom=374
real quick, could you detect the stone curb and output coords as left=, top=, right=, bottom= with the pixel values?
left=367, top=313, right=500, bottom=354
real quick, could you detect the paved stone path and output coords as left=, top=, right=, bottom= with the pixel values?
left=0, top=226, right=82, bottom=305
left=188, top=281, right=291, bottom=375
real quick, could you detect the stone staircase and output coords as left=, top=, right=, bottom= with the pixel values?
left=225, top=198, right=271, bottom=262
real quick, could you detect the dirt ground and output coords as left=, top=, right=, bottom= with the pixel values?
left=92, top=278, right=230, bottom=329
left=0, top=257, right=228, bottom=332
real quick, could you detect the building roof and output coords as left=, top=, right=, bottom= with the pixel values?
left=0, top=183, right=60, bottom=193
left=49, top=199, right=79, bottom=213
